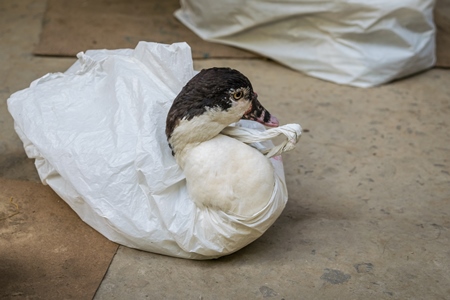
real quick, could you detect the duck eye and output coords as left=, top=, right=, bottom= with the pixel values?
left=233, top=91, right=243, bottom=100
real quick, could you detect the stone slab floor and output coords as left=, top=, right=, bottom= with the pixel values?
left=1, top=1, right=449, bottom=299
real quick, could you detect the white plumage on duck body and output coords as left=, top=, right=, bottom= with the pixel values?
left=166, top=67, right=280, bottom=216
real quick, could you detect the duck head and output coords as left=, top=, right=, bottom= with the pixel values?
left=166, top=67, right=278, bottom=157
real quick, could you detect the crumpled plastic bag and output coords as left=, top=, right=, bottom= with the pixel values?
left=7, top=42, right=301, bottom=259
left=175, top=0, right=435, bottom=87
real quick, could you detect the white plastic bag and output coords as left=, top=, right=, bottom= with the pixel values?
left=175, top=0, right=435, bottom=87
left=7, top=42, right=301, bottom=259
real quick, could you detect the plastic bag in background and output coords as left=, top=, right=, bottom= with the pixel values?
left=175, top=0, right=435, bottom=88
left=7, top=42, right=301, bottom=259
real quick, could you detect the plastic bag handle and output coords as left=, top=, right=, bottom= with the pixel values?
left=221, top=123, right=302, bottom=158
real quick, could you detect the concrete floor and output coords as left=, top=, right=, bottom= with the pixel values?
left=2, top=1, right=450, bottom=299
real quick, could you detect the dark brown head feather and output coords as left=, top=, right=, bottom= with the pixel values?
left=166, top=67, right=253, bottom=140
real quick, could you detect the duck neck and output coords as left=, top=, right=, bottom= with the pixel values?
left=169, top=114, right=230, bottom=169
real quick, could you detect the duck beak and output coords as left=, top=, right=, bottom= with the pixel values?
left=242, top=92, right=279, bottom=127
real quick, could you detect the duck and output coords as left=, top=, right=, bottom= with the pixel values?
left=7, top=42, right=301, bottom=258
left=166, top=67, right=282, bottom=216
